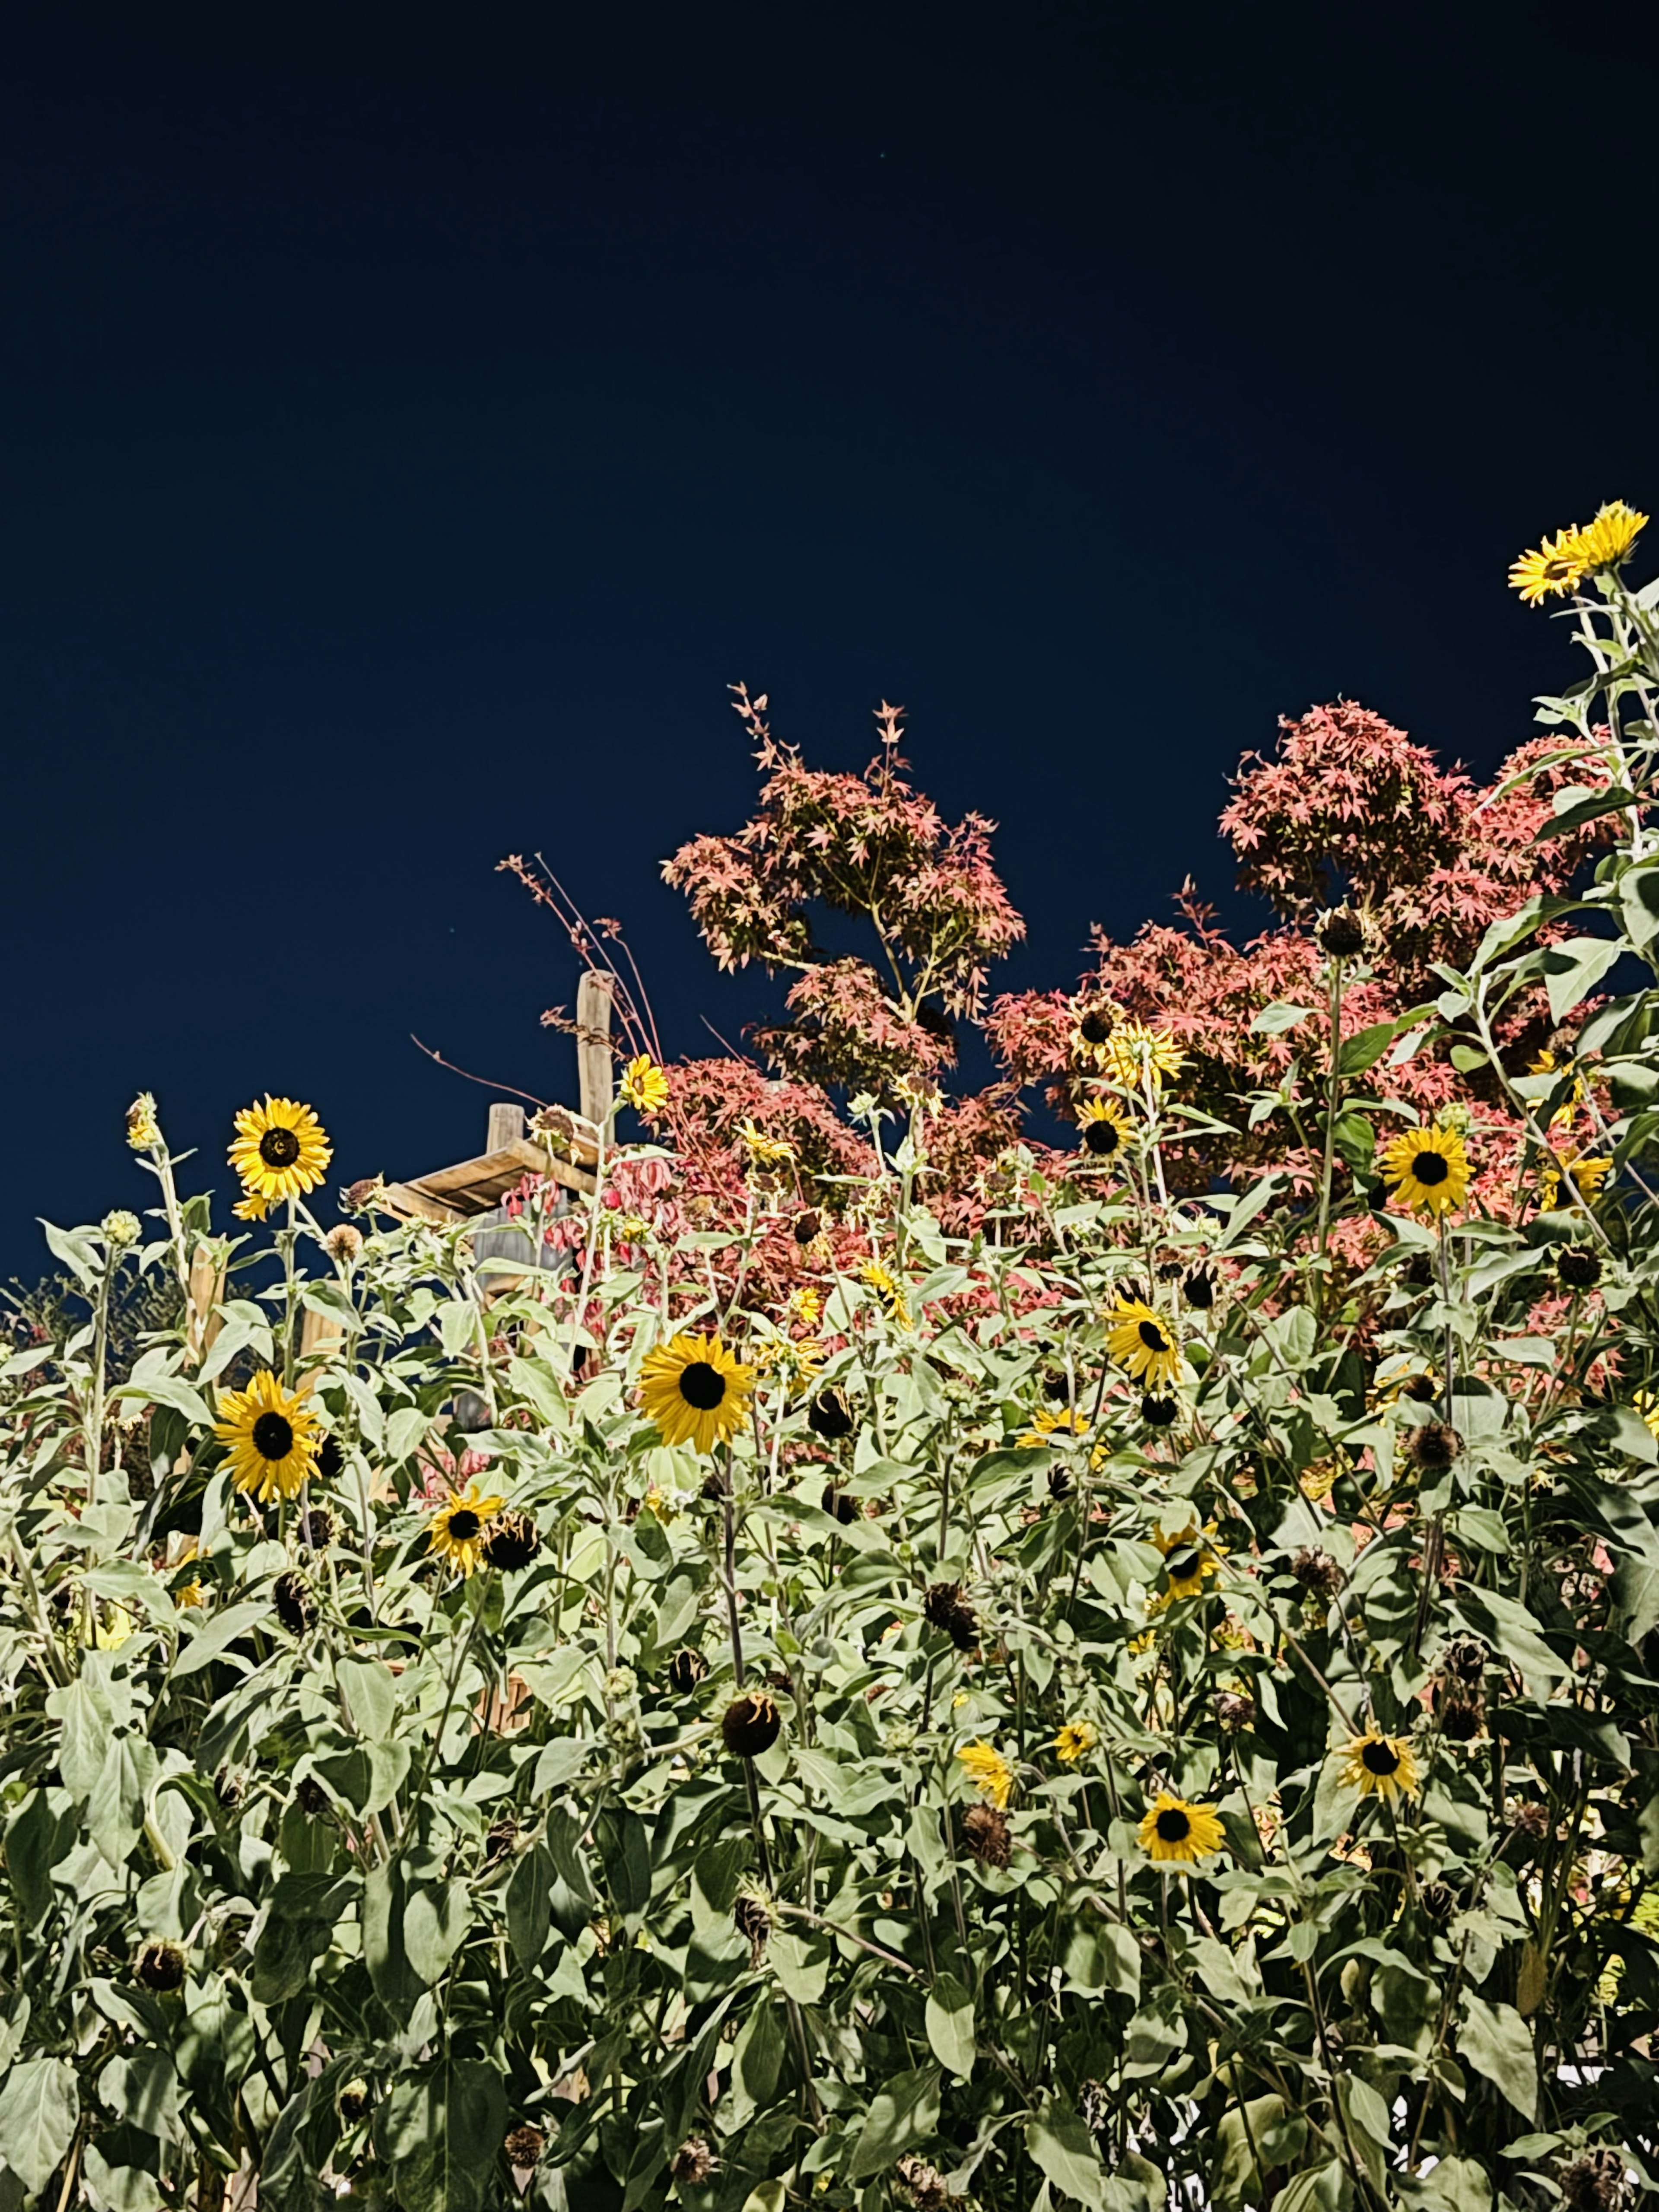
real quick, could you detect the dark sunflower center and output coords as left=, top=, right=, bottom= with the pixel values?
left=258, top=1126, right=302, bottom=1168
left=1165, top=1546, right=1201, bottom=1582
left=1155, top=1808, right=1192, bottom=1842
left=1361, top=1740, right=1401, bottom=1776
left=1414, top=1150, right=1450, bottom=1186
left=679, top=1361, right=727, bottom=1411
left=252, top=1411, right=294, bottom=1460
left=448, top=1509, right=481, bottom=1541
left=1544, top=556, right=1575, bottom=579
left=1080, top=1011, right=1112, bottom=1046
left=1138, top=1319, right=1168, bottom=1352
left=1084, top=1119, right=1120, bottom=1157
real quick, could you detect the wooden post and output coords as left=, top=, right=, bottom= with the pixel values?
left=576, top=970, right=616, bottom=1128
left=486, top=1102, right=526, bottom=1151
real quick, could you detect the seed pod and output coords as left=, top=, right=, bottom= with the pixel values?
left=667, top=1646, right=708, bottom=1694
left=962, top=1802, right=1011, bottom=1868
left=808, top=1388, right=855, bottom=1440
left=273, top=1570, right=318, bottom=1635
left=671, top=2139, right=717, bottom=2187
left=733, top=1887, right=772, bottom=1956
left=1417, top=1879, right=1457, bottom=1923
left=1407, top=1420, right=1462, bottom=1472
left=504, top=2124, right=546, bottom=2168
left=136, top=1939, right=186, bottom=1992
left=297, top=1504, right=335, bottom=1551
left=1557, top=1246, right=1602, bottom=1290
left=1042, top=1369, right=1072, bottom=1401
left=924, top=1581, right=979, bottom=1651
left=721, top=1691, right=782, bottom=1759
left=1214, top=1689, right=1255, bottom=1732
left=820, top=1483, right=859, bottom=1525
left=1440, top=1636, right=1486, bottom=1685
left=1141, top=1394, right=1179, bottom=1427
left=1315, top=905, right=1366, bottom=960
left=484, top=1510, right=542, bottom=1572
left=1290, top=1547, right=1345, bottom=1599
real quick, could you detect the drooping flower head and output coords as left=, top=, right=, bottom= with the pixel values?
left=1106, top=1297, right=1182, bottom=1392
left=427, top=1484, right=508, bottom=1577
left=229, top=1096, right=332, bottom=1221
left=1137, top=1792, right=1225, bottom=1866
left=638, top=1332, right=755, bottom=1454
left=126, top=1092, right=161, bottom=1151
left=860, top=1260, right=911, bottom=1328
left=1054, top=1719, right=1096, bottom=1764
left=1340, top=1729, right=1422, bottom=1803
left=1538, top=1150, right=1611, bottom=1211
left=1510, top=527, right=1591, bottom=604
left=1576, top=499, right=1648, bottom=573
left=213, top=1369, right=320, bottom=1503
left=1377, top=1125, right=1470, bottom=1218
left=957, top=1740, right=1014, bottom=1810
left=1153, top=1521, right=1223, bottom=1601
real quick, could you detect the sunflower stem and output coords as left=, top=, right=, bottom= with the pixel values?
left=1315, top=951, right=1345, bottom=1300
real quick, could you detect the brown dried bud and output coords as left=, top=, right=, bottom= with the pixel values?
left=1510, top=1799, right=1551, bottom=1843
left=324, top=1223, right=364, bottom=1265
left=1043, top=1369, right=1073, bottom=1401
left=1290, top=1547, right=1345, bottom=1599
left=792, top=1210, right=822, bottom=1246
left=721, top=1692, right=782, bottom=1759
left=1182, top=1265, right=1217, bottom=1310
left=1141, top=1394, right=1179, bottom=1427
left=699, top=1468, right=729, bottom=1500
left=343, top=1176, right=385, bottom=1212
left=297, top=1503, right=335, bottom=1551
left=1557, top=1245, right=1602, bottom=1290
left=924, top=1582, right=979, bottom=1652
left=504, top=2124, right=546, bottom=2169
left=962, top=1802, right=1011, bottom=1868
left=1214, top=1690, right=1255, bottom=1732
left=484, top=1510, right=542, bottom=1572
left=1417, top=1878, right=1458, bottom=1923
left=1407, top=1421, right=1462, bottom=1472
left=808, top=1388, right=856, bottom=1440
left=1047, top=1465, right=1075, bottom=1502
left=1402, top=1368, right=1439, bottom=1398
left=667, top=1647, right=708, bottom=1694
left=1440, top=1636, right=1486, bottom=1685
left=671, top=2139, right=717, bottom=2187
left=1559, top=2151, right=1628, bottom=2212
left=734, top=1888, right=772, bottom=1955
left=136, top=1939, right=187, bottom=1992
left=896, top=2155, right=951, bottom=2212
left=1315, top=905, right=1367, bottom=960
left=273, top=1570, right=318, bottom=1636
left=820, top=1483, right=859, bottom=1525
left=213, top=1767, right=246, bottom=1811
left=1437, top=1693, right=1485, bottom=1744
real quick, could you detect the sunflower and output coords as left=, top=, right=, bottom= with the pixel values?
left=638, top=1332, right=756, bottom=1453
left=1055, top=1719, right=1096, bottom=1764
left=1377, top=1125, right=1471, bottom=1218
left=1068, top=1000, right=1121, bottom=1065
left=753, top=1333, right=825, bottom=1392
left=1106, top=1297, right=1182, bottom=1391
left=1509, top=528, right=1590, bottom=604
left=1538, top=1150, right=1611, bottom=1211
left=1020, top=1405, right=1090, bottom=1448
left=1076, top=1098, right=1131, bottom=1162
left=214, top=1369, right=320, bottom=1502
left=228, top=1097, right=332, bottom=1221
left=94, top=1602, right=136, bottom=1651
left=1576, top=498, right=1648, bottom=572
left=1138, top=1792, right=1225, bottom=1866
left=620, top=1054, right=670, bottom=1116
left=784, top=1284, right=823, bottom=1329
left=1153, top=1521, right=1223, bottom=1600
left=861, top=1260, right=912, bottom=1328
left=1529, top=1047, right=1586, bottom=1128
left=737, top=1117, right=796, bottom=1169
left=957, top=1740, right=1014, bottom=1809
left=1339, top=1729, right=1422, bottom=1803
left=1103, top=1020, right=1185, bottom=1093
left=126, top=1092, right=161, bottom=1151
left=427, top=1484, right=508, bottom=1577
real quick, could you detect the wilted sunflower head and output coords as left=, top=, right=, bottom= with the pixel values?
left=957, top=1740, right=1014, bottom=1809
left=638, top=1333, right=755, bottom=1454
left=213, top=1370, right=320, bottom=1503
left=228, top=1096, right=332, bottom=1219
left=721, top=1691, right=782, bottom=1760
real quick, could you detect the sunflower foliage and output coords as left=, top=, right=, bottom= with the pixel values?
left=6, top=528, right=1659, bottom=2212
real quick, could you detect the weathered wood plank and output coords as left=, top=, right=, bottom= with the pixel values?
left=576, top=970, right=616, bottom=1129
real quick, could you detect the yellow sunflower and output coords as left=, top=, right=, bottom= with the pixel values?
left=1529, top=1047, right=1586, bottom=1129
left=213, top=1369, right=320, bottom=1502
left=1377, top=1125, right=1471, bottom=1218
left=228, top=1096, right=332, bottom=1221
left=1153, top=1521, right=1223, bottom=1600
left=1339, top=1729, right=1422, bottom=1803
left=753, top=1334, right=825, bottom=1393
left=1068, top=1001, right=1121, bottom=1066
left=737, top=1117, right=796, bottom=1168
left=1576, top=498, right=1648, bottom=572
left=1538, top=1150, right=1611, bottom=1211
left=1020, top=1405, right=1090, bottom=1448
left=1138, top=1792, right=1225, bottom=1866
left=957, top=1740, right=1014, bottom=1809
left=427, top=1484, right=507, bottom=1577
left=1076, top=1098, right=1131, bottom=1162
left=861, top=1260, right=912, bottom=1328
left=1103, top=1020, right=1185, bottom=1093
left=620, top=1054, right=670, bottom=1116
left=784, top=1284, right=823, bottom=1329
left=638, top=1332, right=756, bottom=1453
left=1509, top=527, right=1589, bottom=604
left=1054, top=1719, right=1096, bottom=1763
left=1106, top=1297, right=1182, bottom=1391
left=126, top=1092, right=161, bottom=1151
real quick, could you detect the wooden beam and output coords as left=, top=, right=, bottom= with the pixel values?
left=576, top=970, right=616, bottom=1129
left=486, top=1102, right=527, bottom=1151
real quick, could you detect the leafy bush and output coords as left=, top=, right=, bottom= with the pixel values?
left=3, top=512, right=1659, bottom=2211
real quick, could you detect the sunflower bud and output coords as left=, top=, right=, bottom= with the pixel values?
left=1402, top=1370, right=1440, bottom=1401
left=962, top=1802, right=1011, bottom=1868
left=667, top=1646, right=708, bottom=1694
left=734, top=1881, right=773, bottom=1957
left=1290, top=1547, right=1345, bottom=1599
left=126, top=1093, right=162, bottom=1150
left=504, top=2124, right=546, bottom=2169
left=1315, top=906, right=1366, bottom=960
left=136, top=1939, right=186, bottom=1992
left=808, top=1388, right=855, bottom=1440
left=484, top=1510, right=542, bottom=1572
left=820, top=1483, right=859, bottom=1524
left=1557, top=1245, right=1602, bottom=1290
left=314, top=1434, right=346, bottom=1483
left=721, top=1691, right=782, bottom=1759
left=1417, top=1879, right=1458, bottom=1923
left=101, top=1209, right=142, bottom=1249
left=1047, top=1465, right=1075, bottom=1502
left=1407, top=1420, right=1462, bottom=1472
left=604, top=1667, right=638, bottom=1703
left=1141, top=1394, right=1179, bottom=1427
left=273, top=1570, right=318, bottom=1635
left=295, top=1776, right=332, bottom=1818
left=671, top=2139, right=717, bottom=2187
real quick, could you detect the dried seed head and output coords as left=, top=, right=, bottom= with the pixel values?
left=484, top=1510, right=542, bottom=1572
left=1290, top=1547, right=1345, bottom=1599
left=1437, top=1694, right=1485, bottom=1744
left=671, top=2139, right=717, bottom=2187
left=315, top=1434, right=346, bottom=1483
left=1440, top=1636, right=1486, bottom=1685
left=1214, top=1689, right=1255, bottom=1732
left=1043, top=1369, right=1073, bottom=1401
left=896, top=2155, right=951, bottom=2211
left=1510, top=1799, right=1551, bottom=1843
left=1182, top=1265, right=1217, bottom=1310
left=1047, top=1464, right=1075, bottom=1502
left=1417, top=1879, right=1458, bottom=1923
left=1559, top=2152, right=1628, bottom=2212
left=1402, top=1367, right=1439, bottom=1398
left=667, top=1646, right=708, bottom=1694
left=1315, top=905, right=1367, bottom=960
left=213, top=1767, right=246, bottom=1811
left=136, top=1939, right=187, bottom=1992
left=344, top=1176, right=385, bottom=1211
left=721, top=1692, right=782, bottom=1760
left=792, top=1210, right=822, bottom=1246
left=1407, top=1420, right=1462, bottom=1472
left=297, top=1504, right=335, bottom=1551
left=820, top=1483, right=859, bottom=1525
left=504, top=2124, right=546, bottom=2168
left=273, top=1570, right=318, bottom=1636
left=962, top=1802, right=1011, bottom=1868
left=1557, top=1245, right=1602, bottom=1290
left=924, top=1582, right=979, bottom=1652
left=734, top=1883, right=773, bottom=1956
left=1141, top=1394, right=1179, bottom=1427
left=325, top=1223, right=364, bottom=1265
left=808, top=1387, right=856, bottom=1440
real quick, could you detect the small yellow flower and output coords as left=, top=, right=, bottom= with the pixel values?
left=1106, top=1297, right=1182, bottom=1391
left=213, top=1370, right=320, bottom=1503
left=1538, top=1150, right=1611, bottom=1211
left=1339, top=1729, right=1421, bottom=1804
left=1377, top=1125, right=1471, bottom=1218
left=785, top=1285, right=823, bottom=1329
left=861, top=1260, right=911, bottom=1328
left=1020, top=1405, right=1090, bottom=1448
left=94, top=1603, right=135, bottom=1651
left=1138, top=1792, right=1225, bottom=1866
left=638, top=1332, right=756, bottom=1453
left=950, top=1690, right=972, bottom=1711
left=737, top=1116, right=796, bottom=1168
left=1055, top=1719, right=1096, bottom=1764
left=1127, top=1627, right=1157, bottom=1657
left=957, top=1740, right=1014, bottom=1809
left=754, top=1335, right=825, bottom=1392
left=1103, top=1019, right=1185, bottom=1093
left=427, top=1484, right=508, bottom=1578
left=1510, top=527, right=1590, bottom=604
left=1576, top=498, right=1648, bottom=572
left=1152, top=1521, right=1223, bottom=1601
left=620, top=1054, right=670, bottom=1117
left=125, top=1092, right=161, bottom=1151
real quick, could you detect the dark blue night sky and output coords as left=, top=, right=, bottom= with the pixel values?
left=4, top=0, right=1656, bottom=1282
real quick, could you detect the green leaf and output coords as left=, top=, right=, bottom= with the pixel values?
left=402, top=1880, right=473, bottom=1986
left=1024, top=2097, right=1109, bottom=2211
left=768, top=1927, right=829, bottom=2005
left=172, top=1601, right=270, bottom=1678
left=846, top=2066, right=941, bottom=2182
left=505, top=1846, right=553, bottom=1965
left=1619, top=862, right=1659, bottom=955
left=1215, top=2097, right=1306, bottom=2209
left=1458, top=1993, right=1538, bottom=2123
left=1338, top=1021, right=1403, bottom=1077
left=1449, top=1043, right=1487, bottom=1074
left=376, top=2055, right=505, bottom=2212
left=0, top=2056, right=78, bottom=2196
left=96, top=2053, right=182, bottom=2145
left=1252, top=1003, right=1314, bottom=1036
left=86, top=1732, right=156, bottom=1869
left=361, top=1862, right=420, bottom=2011
left=1533, top=787, right=1637, bottom=841
left=335, top=1658, right=397, bottom=1741
left=4, top=1791, right=76, bottom=1929
left=1543, top=935, right=1622, bottom=1024
left=924, top=1971, right=976, bottom=2079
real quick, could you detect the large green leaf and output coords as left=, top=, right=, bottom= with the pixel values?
left=377, top=2055, right=506, bottom=2212
left=0, top=2056, right=78, bottom=2196
left=846, top=2066, right=941, bottom=2182
left=1025, top=2097, right=1109, bottom=2211
left=1459, top=1993, right=1538, bottom=2123
left=924, top=1972, right=975, bottom=2079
